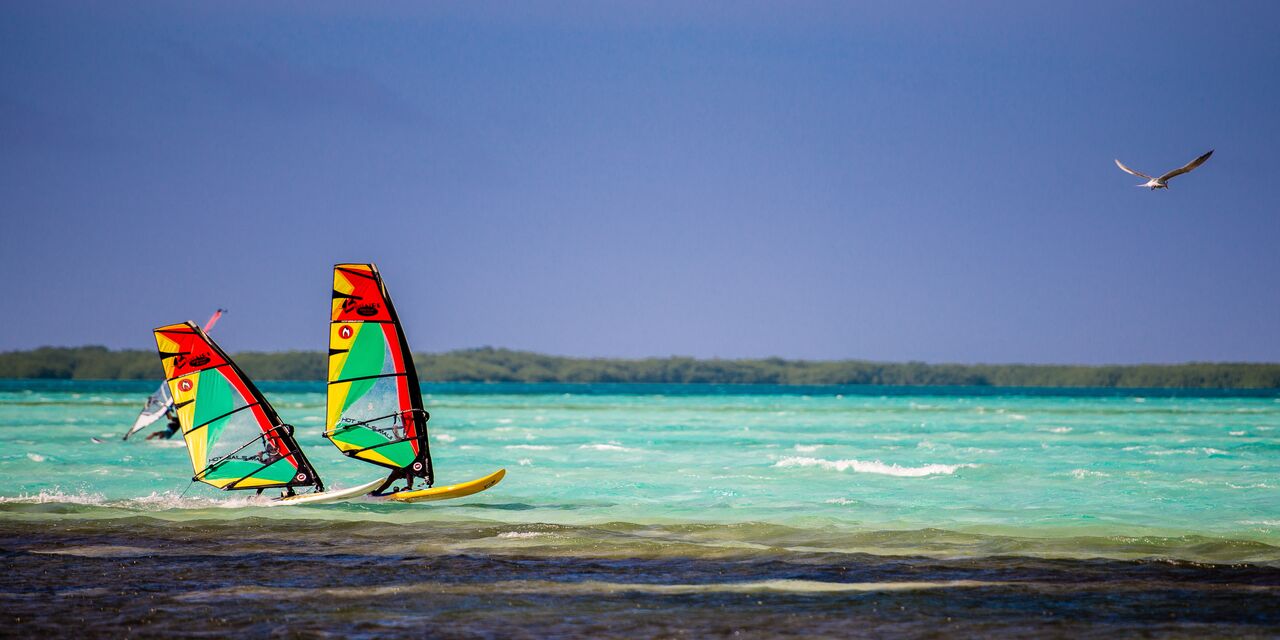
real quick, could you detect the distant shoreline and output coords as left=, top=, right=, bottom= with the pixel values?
left=1, top=346, right=1277, bottom=389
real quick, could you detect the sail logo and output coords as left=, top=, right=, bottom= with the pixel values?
left=339, top=325, right=353, bottom=340
left=188, top=354, right=211, bottom=367
left=178, top=379, right=193, bottom=392
left=356, top=303, right=381, bottom=317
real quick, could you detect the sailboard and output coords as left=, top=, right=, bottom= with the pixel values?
left=326, top=263, right=504, bottom=502
left=153, top=321, right=327, bottom=495
left=126, top=309, right=225, bottom=440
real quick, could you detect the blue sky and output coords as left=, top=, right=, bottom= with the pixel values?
left=2, top=2, right=1278, bottom=363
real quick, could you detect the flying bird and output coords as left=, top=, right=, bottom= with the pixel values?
left=1115, top=150, right=1213, bottom=190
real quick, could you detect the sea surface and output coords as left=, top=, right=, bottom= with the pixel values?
left=2, top=380, right=1279, bottom=637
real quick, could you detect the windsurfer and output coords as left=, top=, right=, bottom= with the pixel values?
left=146, top=408, right=182, bottom=440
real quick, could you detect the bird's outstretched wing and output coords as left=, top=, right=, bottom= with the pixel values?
left=1158, top=149, right=1213, bottom=181
left=1114, top=159, right=1152, bottom=180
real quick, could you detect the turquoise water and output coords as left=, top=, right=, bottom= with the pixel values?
left=3, top=380, right=1278, bottom=560
left=3, top=380, right=1280, bottom=636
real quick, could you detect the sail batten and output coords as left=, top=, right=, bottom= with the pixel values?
left=326, top=264, right=433, bottom=485
left=154, top=321, right=322, bottom=492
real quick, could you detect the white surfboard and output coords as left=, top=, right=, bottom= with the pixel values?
left=266, top=478, right=384, bottom=506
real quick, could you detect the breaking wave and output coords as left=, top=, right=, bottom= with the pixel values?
left=774, top=456, right=977, bottom=477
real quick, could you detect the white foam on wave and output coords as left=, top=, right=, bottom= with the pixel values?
left=147, top=440, right=186, bottom=448
left=0, top=488, right=272, bottom=511
left=497, top=531, right=549, bottom=539
left=579, top=443, right=634, bottom=452
left=774, top=456, right=976, bottom=477
left=26, top=453, right=46, bottom=462
left=435, top=434, right=456, bottom=443
left=0, top=489, right=105, bottom=505
left=505, top=445, right=554, bottom=451
left=517, top=458, right=533, bottom=466
left=1123, top=446, right=1228, bottom=456
left=825, top=497, right=859, bottom=505
left=1069, top=469, right=1110, bottom=479
left=1047, top=427, right=1072, bottom=434
left=793, top=444, right=823, bottom=453
left=1229, top=431, right=1246, bottom=436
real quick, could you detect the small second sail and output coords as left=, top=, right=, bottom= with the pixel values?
left=154, top=321, right=323, bottom=493
left=126, top=309, right=225, bottom=440
left=326, top=264, right=433, bottom=491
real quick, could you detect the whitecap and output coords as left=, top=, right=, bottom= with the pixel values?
left=505, top=445, right=554, bottom=451
left=517, top=458, right=532, bottom=466
left=774, top=456, right=975, bottom=477
left=147, top=440, right=186, bottom=448
left=1069, top=469, right=1109, bottom=479
left=497, top=531, right=548, bottom=539
left=26, top=453, right=46, bottom=462
left=793, top=444, right=823, bottom=453
left=1229, top=431, right=1246, bottom=436
left=0, top=489, right=103, bottom=505
left=1047, top=427, right=1072, bottom=434
left=579, top=443, right=634, bottom=452
left=435, top=434, right=456, bottom=443
left=825, top=497, right=859, bottom=505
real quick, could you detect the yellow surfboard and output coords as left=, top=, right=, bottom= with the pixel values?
left=380, top=468, right=506, bottom=503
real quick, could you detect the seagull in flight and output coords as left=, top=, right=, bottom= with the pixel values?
left=1115, top=150, right=1213, bottom=190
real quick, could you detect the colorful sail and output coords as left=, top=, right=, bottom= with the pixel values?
left=127, top=309, right=225, bottom=440
left=326, top=264, right=433, bottom=486
left=154, top=321, right=322, bottom=491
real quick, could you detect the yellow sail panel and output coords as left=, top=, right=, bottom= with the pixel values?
left=326, top=379, right=355, bottom=438
left=327, top=321, right=359, bottom=383
left=167, top=371, right=205, bottom=477
left=154, top=326, right=186, bottom=380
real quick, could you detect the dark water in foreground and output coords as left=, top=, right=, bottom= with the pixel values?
left=4, top=515, right=1279, bottom=638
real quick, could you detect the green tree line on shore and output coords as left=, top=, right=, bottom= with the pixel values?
left=1, top=346, right=1278, bottom=388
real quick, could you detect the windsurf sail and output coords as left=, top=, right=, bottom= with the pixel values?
left=326, top=264, right=433, bottom=492
left=126, top=309, right=227, bottom=440
left=153, top=321, right=323, bottom=492
left=123, top=383, right=172, bottom=440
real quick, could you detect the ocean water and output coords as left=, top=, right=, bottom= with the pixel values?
left=3, top=380, right=1279, bottom=637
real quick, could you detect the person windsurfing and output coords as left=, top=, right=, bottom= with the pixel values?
left=124, top=309, right=226, bottom=440
left=145, top=406, right=182, bottom=440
